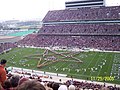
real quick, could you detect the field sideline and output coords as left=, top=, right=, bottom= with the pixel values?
left=0, top=47, right=120, bottom=84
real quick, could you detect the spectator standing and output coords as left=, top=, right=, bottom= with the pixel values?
left=0, top=59, right=7, bottom=87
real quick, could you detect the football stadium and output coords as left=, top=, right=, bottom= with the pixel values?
left=0, top=0, right=120, bottom=89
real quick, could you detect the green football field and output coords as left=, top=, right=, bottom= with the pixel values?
left=7, top=29, right=37, bottom=36
left=1, top=47, right=120, bottom=84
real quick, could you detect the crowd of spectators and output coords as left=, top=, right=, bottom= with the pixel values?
left=0, top=71, right=120, bottom=90
left=0, top=43, right=17, bottom=54
left=43, top=6, right=120, bottom=22
left=18, top=35, right=120, bottom=51
left=39, top=24, right=120, bottom=34
left=18, top=6, right=120, bottom=51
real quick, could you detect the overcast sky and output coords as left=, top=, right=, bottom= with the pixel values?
left=0, top=0, right=120, bottom=21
